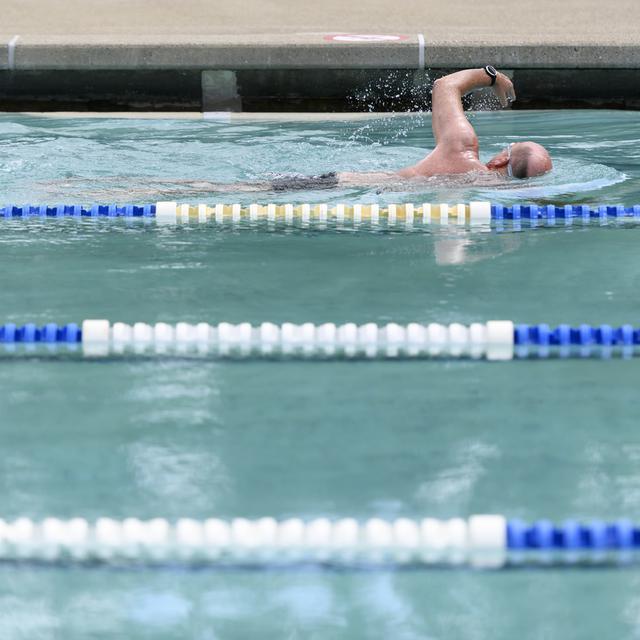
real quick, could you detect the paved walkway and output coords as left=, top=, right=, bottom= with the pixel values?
left=2, top=0, right=640, bottom=69
left=3, top=0, right=639, bottom=40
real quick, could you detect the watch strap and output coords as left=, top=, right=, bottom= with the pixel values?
left=484, top=65, right=498, bottom=86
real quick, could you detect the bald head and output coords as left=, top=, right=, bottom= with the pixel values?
left=510, top=142, right=552, bottom=178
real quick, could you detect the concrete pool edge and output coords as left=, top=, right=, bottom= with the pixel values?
left=5, top=36, right=640, bottom=70
left=3, top=37, right=640, bottom=110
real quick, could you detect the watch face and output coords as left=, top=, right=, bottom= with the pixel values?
left=486, top=65, right=497, bottom=77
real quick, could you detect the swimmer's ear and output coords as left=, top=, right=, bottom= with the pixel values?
left=486, top=152, right=509, bottom=170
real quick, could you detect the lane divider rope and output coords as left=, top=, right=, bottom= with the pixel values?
left=2, top=320, right=511, bottom=360
left=2, top=320, right=640, bottom=360
left=1, top=202, right=640, bottom=227
left=0, top=516, right=637, bottom=568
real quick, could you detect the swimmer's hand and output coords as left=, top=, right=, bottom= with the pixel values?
left=492, top=72, right=516, bottom=108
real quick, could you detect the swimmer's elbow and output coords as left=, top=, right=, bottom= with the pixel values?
left=433, top=76, right=452, bottom=90
left=432, top=75, right=463, bottom=97
left=432, top=77, right=448, bottom=99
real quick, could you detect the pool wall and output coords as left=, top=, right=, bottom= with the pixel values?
left=3, top=68, right=640, bottom=112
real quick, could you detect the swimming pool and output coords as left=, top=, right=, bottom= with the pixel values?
left=2, top=110, right=640, bottom=637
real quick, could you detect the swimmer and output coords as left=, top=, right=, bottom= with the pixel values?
left=46, top=67, right=552, bottom=199
left=394, top=66, right=553, bottom=181
left=209, top=66, right=552, bottom=193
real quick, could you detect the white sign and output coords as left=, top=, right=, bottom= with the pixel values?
left=324, top=34, right=408, bottom=42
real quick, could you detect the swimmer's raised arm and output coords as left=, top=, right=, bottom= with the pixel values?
left=431, top=68, right=516, bottom=154
left=398, top=67, right=518, bottom=179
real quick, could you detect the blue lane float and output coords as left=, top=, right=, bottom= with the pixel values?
left=0, top=515, right=638, bottom=568
left=1, top=201, right=640, bottom=227
left=507, top=519, right=640, bottom=554
left=1, top=319, right=639, bottom=360
left=0, top=204, right=155, bottom=218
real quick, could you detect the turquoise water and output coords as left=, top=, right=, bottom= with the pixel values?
left=1, top=111, right=640, bottom=638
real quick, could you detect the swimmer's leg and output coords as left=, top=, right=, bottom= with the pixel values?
left=38, top=177, right=274, bottom=199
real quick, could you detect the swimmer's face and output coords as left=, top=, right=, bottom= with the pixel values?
left=487, top=142, right=552, bottom=178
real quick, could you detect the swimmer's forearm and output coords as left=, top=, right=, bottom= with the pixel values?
left=435, top=68, right=515, bottom=108
left=433, top=69, right=493, bottom=96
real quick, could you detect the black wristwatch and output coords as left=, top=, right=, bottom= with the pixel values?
left=484, top=65, right=498, bottom=86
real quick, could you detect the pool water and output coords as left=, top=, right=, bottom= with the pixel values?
left=1, top=110, right=640, bottom=638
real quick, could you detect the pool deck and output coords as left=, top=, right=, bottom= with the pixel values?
left=4, top=0, right=640, bottom=69
left=2, top=0, right=640, bottom=109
